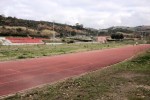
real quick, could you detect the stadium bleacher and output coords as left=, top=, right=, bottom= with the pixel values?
left=6, top=37, right=43, bottom=43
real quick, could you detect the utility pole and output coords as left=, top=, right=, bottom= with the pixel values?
left=53, top=21, right=55, bottom=40
left=69, top=29, right=71, bottom=37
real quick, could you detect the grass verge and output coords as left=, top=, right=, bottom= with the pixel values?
left=1, top=49, right=150, bottom=100
left=0, top=41, right=136, bottom=61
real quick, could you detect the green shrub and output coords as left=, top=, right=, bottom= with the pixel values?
left=17, top=55, right=27, bottom=59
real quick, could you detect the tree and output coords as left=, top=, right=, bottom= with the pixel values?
left=111, top=33, right=124, bottom=40
left=2, top=25, right=6, bottom=29
left=76, top=23, right=83, bottom=29
left=16, top=28, right=22, bottom=32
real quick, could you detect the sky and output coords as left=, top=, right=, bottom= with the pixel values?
left=0, top=0, right=150, bottom=29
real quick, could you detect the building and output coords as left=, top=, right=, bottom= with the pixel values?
left=97, top=36, right=107, bottom=43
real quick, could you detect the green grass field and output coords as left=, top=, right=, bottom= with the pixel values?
left=0, top=40, right=141, bottom=61
left=2, top=49, right=150, bottom=100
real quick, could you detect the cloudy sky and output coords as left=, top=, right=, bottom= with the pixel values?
left=0, top=0, right=150, bottom=29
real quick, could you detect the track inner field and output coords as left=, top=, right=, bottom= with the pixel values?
left=0, top=44, right=150, bottom=97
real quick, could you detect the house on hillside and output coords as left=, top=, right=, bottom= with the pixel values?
left=97, top=36, right=107, bottom=43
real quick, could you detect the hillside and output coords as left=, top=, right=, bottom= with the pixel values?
left=0, top=15, right=98, bottom=38
left=98, top=26, right=150, bottom=38
left=0, top=15, right=150, bottom=38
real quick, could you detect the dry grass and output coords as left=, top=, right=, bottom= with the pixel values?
left=0, top=41, right=132, bottom=61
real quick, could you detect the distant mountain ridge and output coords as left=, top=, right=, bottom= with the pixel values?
left=99, top=25, right=150, bottom=35
left=0, top=15, right=150, bottom=38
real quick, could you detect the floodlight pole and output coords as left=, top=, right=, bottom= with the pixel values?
left=53, top=21, right=55, bottom=40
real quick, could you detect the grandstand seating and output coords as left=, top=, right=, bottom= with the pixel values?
left=6, top=37, right=43, bottom=43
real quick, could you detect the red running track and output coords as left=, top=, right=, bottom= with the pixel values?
left=0, top=44, right=150, bottom=97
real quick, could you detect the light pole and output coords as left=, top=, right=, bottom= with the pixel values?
left=53, top=21, right=55, bottom=40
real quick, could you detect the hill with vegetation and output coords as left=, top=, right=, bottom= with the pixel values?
left=0, top=15, right=150, bottom=39
left=99, top=26, right=150, bottom=40
left=0, top=15, right=98, bottom=38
